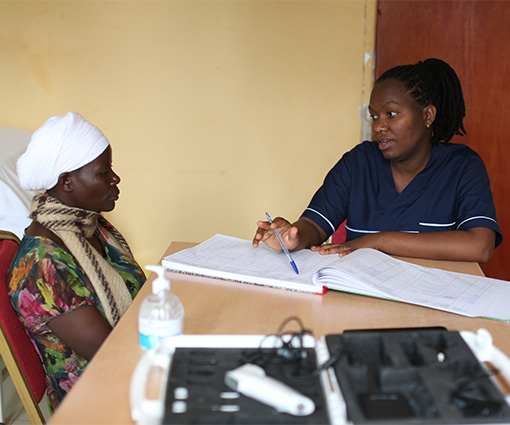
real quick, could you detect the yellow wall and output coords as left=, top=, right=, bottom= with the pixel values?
left=0, top=0, right=376, bottom=268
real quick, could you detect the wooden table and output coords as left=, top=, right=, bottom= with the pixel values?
left=49, top=242, right=510, bottom=424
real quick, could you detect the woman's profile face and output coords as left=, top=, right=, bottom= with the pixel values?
left=369, top=78, right=432, bottom=164
left=68, top=145, right=121, bottom=212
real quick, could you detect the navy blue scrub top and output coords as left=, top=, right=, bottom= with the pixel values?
left=302, top=141, right=502, bottom=247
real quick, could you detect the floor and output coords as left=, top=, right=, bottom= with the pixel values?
left=1, top=361, right=51, bottom=425
left=2, top=397, right=50, bottom=425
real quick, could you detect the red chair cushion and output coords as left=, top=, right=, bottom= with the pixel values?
left=0, top=239, right=46, bottom=402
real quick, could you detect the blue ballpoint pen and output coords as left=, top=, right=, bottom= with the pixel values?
left=265, top=212, right=300, bottom=275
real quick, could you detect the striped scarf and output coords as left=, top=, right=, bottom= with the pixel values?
left=30, top=193, right=133, bottom=327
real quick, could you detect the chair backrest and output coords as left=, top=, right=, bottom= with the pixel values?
left=331, top=219, right=347, bottom=244
left=0, top=230, right=46, bottom=424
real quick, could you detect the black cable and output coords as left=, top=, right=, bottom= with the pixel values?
left=241, top=316, right=341, bottom=384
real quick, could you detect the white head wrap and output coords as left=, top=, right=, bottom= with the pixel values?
left=17, top=111, right=110, bottom=191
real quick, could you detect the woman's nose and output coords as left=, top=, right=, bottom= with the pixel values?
left=372, top=118, right=388, bottom=134
left=111, top=170, right=121, bottom=184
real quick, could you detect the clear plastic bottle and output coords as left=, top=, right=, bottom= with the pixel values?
left=139, top=265, right=184, bottom=349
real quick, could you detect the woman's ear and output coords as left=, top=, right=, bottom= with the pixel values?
left=424, top=105, right=437, bottom=128
left=57, top=172, right=74, bottom=193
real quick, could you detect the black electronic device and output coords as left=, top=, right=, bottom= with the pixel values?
left=325, top=327, right=510, bottom=424
left=161, top=347, right=329, bottom=424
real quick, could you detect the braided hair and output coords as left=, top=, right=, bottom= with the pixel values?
left=376, top=58, right=466, bottom=144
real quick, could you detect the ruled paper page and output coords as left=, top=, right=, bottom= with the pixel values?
left=162, top=234, right=345, bottom=293
left=314, top=248, right=510, bottom=320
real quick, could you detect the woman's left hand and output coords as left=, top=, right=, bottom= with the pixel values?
left=310, top=233, right=379, bottom=257
left=310, top=243, right=355, bottom=257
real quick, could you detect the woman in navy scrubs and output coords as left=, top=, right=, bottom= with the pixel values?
left=253, top=58, right=501, bottom=263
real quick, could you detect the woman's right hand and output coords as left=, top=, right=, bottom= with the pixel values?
left=252, top=216, right=300, bottom=251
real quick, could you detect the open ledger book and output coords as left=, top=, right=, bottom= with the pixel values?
left=162, top=234, right=510, bottom=322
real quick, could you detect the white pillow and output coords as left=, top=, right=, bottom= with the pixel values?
left=0, top=127, right=34, bottom=239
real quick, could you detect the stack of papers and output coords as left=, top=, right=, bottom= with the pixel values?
left=162, top=234, right=510, bottom=322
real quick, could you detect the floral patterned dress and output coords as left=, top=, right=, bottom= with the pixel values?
left=7, top=230, right=145, bottom=412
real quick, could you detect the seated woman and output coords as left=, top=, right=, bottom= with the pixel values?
left=7, top=112, right=146, bottom=412
left=253, top=58, right=502, bottom=263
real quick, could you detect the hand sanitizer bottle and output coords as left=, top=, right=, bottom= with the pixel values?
left=139, top=265, right=184, bottom=349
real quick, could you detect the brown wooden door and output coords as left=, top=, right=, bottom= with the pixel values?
left=376, top=0, right=510, bottom=279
